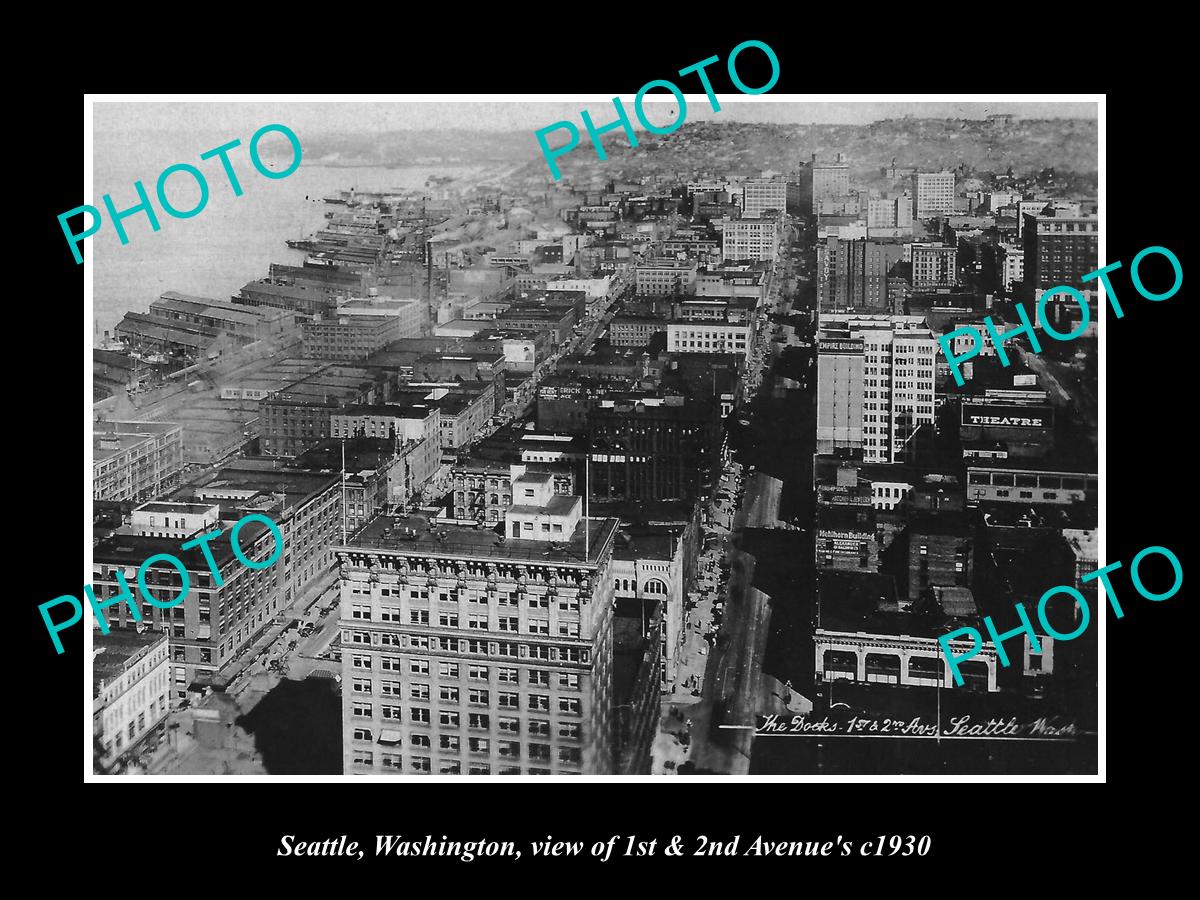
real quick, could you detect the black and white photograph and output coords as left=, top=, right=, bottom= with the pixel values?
left=76, top=94, right=1114, bottom=782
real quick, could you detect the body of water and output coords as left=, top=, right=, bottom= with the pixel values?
left=91, top=162, right=488, bottom=341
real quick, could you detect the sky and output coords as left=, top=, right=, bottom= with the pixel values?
left=94, top=98, right=1099, bottom=138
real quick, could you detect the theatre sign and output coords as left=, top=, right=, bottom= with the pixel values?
left=960, top=403, right=1054, bottom=429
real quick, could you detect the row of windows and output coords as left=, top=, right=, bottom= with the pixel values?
left=350, top=657, right=581, bottom=688
left=351, top=729, right=583, bottom=762
left=345, top=632, right=591, bottom=663
left=350, top=753, right=573, bottom=775
left=351, top=677, right=585, bottom=712
left=351, top=700, right=585, bottom=725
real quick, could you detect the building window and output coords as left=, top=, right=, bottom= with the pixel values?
left=352, top=727, right=373, bottom=742
left=498, top=741, right=521, bottom=759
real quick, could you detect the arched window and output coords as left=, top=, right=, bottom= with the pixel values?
left=644, top=578, right=668, bottom=596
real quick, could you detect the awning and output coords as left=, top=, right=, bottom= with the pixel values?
left=377, top=730, right=403, bottom=745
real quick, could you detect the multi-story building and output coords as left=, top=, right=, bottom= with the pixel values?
left=588, top=398, right=724, bottom=503
left=93, top=629, right=171, bottom=768
left=965, top=462, right=1097, bottom=506
left=92, top=508, right=286, bottom=698
left=914, top=172, right=955, bottom=218
left=259, top=366, right=385, bottom=458
left=810, top=158, right=850, bottom=213
left=451, top=461, right=574, bottom=524
left=910, top=242, right=959, bottom=291
left=331, top=403, right=440, bottom=447
left=695, top=266, right=768, bottom=301
left=335, top=488, right=623, bottom=775
left=611, top=526, right=686, bottom=688
left=635, top=259, right=698, bottom=297
left=610, top=315, right=667, bottom=347
left=866, top=195, right=913, bottom=231
left=1014, top=200, right=1048, bottom=238
left=666, top=322, right=751, bottom=357
left=93, top=420, right=184, bottom=502
left=817, top=237, right=906, bottom=310
left=816, top=315, right=939, bottom=464
left=815, top=571, right=998, bottom=691
left=191, top=466, right=344, bottom=622
left=981, top=242, right=1024, bottom=294
left=303, top=312, right=399, bottom=362
left=741, top=179, right=788, bottom=219
left=721, top=219, right=779, bottom=262
left=1022, top=212, right=1099, bottom=302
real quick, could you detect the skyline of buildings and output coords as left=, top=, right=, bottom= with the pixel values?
left=89, top=111, right=1099, bottom=777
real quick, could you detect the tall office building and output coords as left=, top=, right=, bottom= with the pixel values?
left=336, top=477, right=624, bottom=775
left=817, top=315, right=939, bottom=464
left=910, top=243, right=959, bottom=290
left=914, top=172, right=955, bottom=218
left=1023, top=212, right=1099, bottom=302
left=866, top=195, right=913, bottom=231
left=816, top=238, right=906, bottom=310
left=811, top=157, right=850, bottom=213
left=722, top=219, right=779, bottom=261
left=741, top=179, right=788, bottom=219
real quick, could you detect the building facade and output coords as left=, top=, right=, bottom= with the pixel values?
left=336, top=503, right=621, bottom=775
left=914, top=172, right=955, bottom=218
left=817, top=316, right=939, bottom=464
left=1022, top=213, right=1100, bottom=302
left=911, top=243, right=959, bottom=291
left=93, top=420, right=184, bottom=503
left=811, top=161, right=850, bottom=213
left=722, top=219, right=778, bottom=262
left=93, top=630, right=171, bottom=768
left=817, top=237, right=906, bottom=310
left=741, top=179, right=788, bottom=219
left=666, top=322, right=751, bottom=357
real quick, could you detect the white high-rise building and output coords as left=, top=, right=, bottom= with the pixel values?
left=816, top=315, right=939, bottom=464
left=741, top=180, right=788, bottom=219
left=914, top=172, right=955, bottom=218
left=722, top=219, right=779, bottom=262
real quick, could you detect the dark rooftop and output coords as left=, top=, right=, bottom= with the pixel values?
left=817, top=571, right=977, bottom=639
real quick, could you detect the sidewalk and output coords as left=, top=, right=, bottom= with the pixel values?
left=651, top=464, right=743, bottom=775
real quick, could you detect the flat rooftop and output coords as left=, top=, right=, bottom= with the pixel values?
left=343, top=512, right=618, bottom=567
left=136, top=502, right=215, bottom=515
left=94, top=629, right=167, bottom=695
left=816, top=571, right=977, bottom=639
